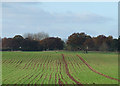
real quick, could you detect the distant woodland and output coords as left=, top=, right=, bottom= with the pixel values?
left=0, top=32, right=119, bottom=52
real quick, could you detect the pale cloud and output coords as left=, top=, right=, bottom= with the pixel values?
left=2, top=2, right=117, bottom=39
left=2, top=2, right=112, bottom=27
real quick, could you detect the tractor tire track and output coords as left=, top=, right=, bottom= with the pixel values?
left=77, top=55, right=120, bottom=82
left=62, top=54, right=84, bottom=86
left=59, top=61, right=68, bottom=84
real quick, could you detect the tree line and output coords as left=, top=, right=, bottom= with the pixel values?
left=1, top=32, right=119, bottom=52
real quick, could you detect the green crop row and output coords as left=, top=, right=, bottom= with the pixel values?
left=2, top=51, right=118, bottom=84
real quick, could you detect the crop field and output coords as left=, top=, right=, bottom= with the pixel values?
left=2, top=51, right=119, bottom=85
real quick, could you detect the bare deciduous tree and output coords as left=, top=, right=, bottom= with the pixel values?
left=24, top=32, right=49, bottom=41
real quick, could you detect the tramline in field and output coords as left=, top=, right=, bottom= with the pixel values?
left=2, top=51, right=119, bottom=85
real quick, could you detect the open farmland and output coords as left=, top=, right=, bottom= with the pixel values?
left=2, top=51, right=119, bottom=85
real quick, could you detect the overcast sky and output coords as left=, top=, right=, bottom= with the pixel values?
left=2, top=2, right=118, bottom=39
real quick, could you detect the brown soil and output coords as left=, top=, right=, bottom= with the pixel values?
left=77, top=55, right=120, bottom=82
left=62, top=54, right=84, bottom=86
